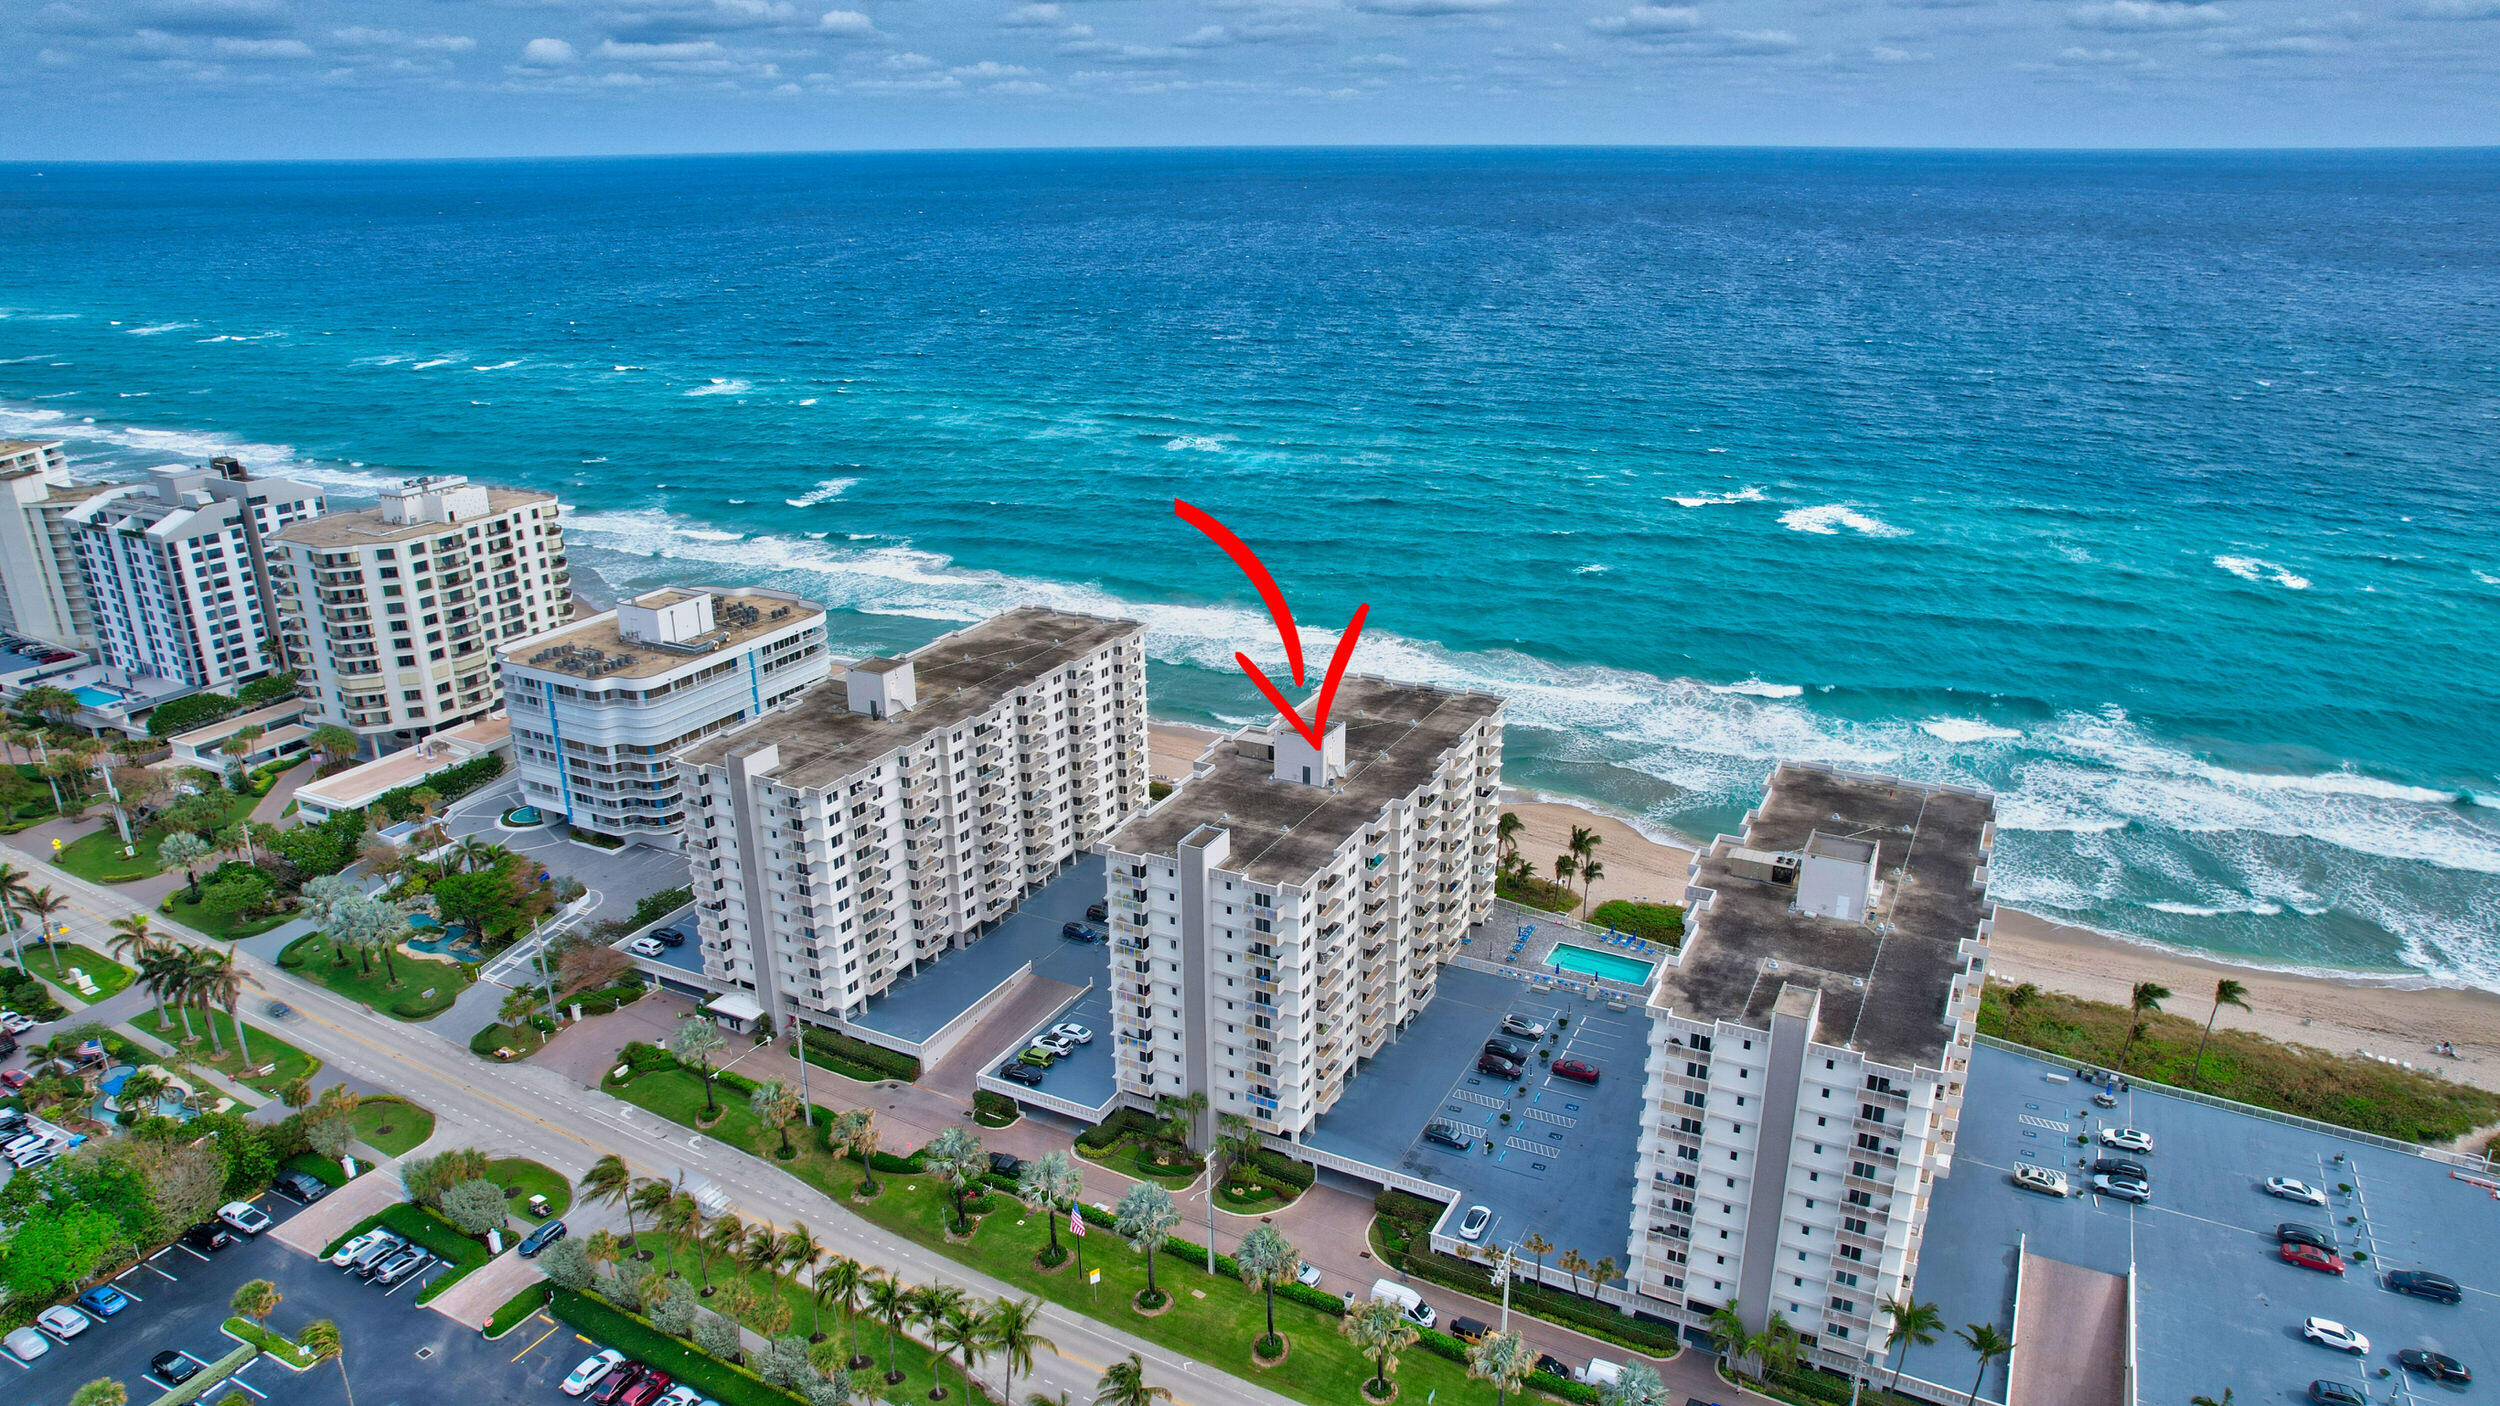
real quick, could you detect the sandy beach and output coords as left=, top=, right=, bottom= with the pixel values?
left=1150, top=718, right=2500, bottom=1100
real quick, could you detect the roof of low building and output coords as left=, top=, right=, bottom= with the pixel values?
left=274, top=486, right=556, bottom=548
left=499, top=589, right=823, bottom=682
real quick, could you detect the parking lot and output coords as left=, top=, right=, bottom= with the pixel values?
left=850, top=853, right=1111, bottom=1047
left=1920, top=1042, right=2500, bottom=1406
left=1302, top=963, right=1651, bottom=1281
left=5, top=1180, right=591, bottom=1406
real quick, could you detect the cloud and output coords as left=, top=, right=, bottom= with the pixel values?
left=331, top=28, right=477, bottom=53
left=1344, top=50, right=1412, bottom=65
left=2222, top=33, right=2330, bottom=52
left=134, top=0, right=291, bottom=38
left=1351, top=0, right=1510, bottom=15
left=1174, top=19, right=1321, bottom=44
left=2066, top=1, right=2228, bottom=31
left=1869, top=42, right=1930, bottom=59
left=1587, top=4, right=1702, bottom=34
left=985, top=78, right=1050, bottom=92
left=602, top=0, right=804, bottom=43
left=999, top=3, right=1065, bottom=26
left=2057, top=43, right=2146, bottom=61
left=951, top=58, right=1033, bottom=75
left=1715, top=27, right=1799, bottom=50
left=521, top=36, right=578, bottom=62
left=881, top=50, right=938, bottom=68
left=2404, top=0, right=2500, bottom=16
left=594, top=37, right=727, bottom=59
left=1056, top=37, right=1188, bottom=59
left=210, top=35, right=312, bottom=56
left=818, top=8, right=878, bottom=35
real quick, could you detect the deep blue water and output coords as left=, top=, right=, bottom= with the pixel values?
left=5, top=148, right=2499, bottom=984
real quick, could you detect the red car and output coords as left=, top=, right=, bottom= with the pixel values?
left=2280, top=1242, right=2346, bottom=1275
left=0, top=1070, right=31, bottom=1092
left=618, top=1370, right=674, bottom=1406
left=1550, top=1059, right=1601, bottom=1084
left=591, top=1365, right=648, bottom=1405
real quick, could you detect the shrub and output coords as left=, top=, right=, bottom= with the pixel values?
left=972, top=1090, right=1017, bottom=1123
left=796, top=1026, right=920, bottom=1082
left=486, top=1283, right=553, bottom=1338
left=1374, top=1188, right=1444, bottom=1227
left=147, top=692, right=241, bottom=738
left=1076, top=1106, right=1160, bottom=1151
left=1248, top=1147, right=1316, bottom=1189
left=370, top=753, right=506, bottom=823
left=236, top=673, right=301, bottom=708
left=1588, top=899, right=1685, bottom=945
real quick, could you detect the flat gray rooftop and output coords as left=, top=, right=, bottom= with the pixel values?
left=679, top=607, right=1140, bottom=791
left=1109, top=676, right=1501, bottom=884
left=1654, top=765, right=1992, bottom=1069
left=852, top=854, right=1110, bottom=1045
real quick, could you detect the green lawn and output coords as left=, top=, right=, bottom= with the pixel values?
left=225, top=1317, right=318, bottom=1370
left=608, top=1067, right=855, bottom=1189
left=628, top=1236, right=972, bottom=1403
left=162, top=887, right=297, bottom=941
left=602, top=1065, right=1516, bottom=1406
left=278, top=931, right=472, bottom=1020
left=486, top=1156, right=572, bottom=1222
left=52, top=789, right=259, bottom=883
left=346, top=1095, right=435, bottom=1157
left=134, top=1006, right=320, bottom=1097
left=551, top=1287, right=868, bottom=1406
left=14, top=943, right=133, bottom=1004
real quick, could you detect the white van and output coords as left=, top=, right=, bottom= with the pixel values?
left=1580, top=1358, right=1623, bottom=1388
left=1369, top=1278, right=1436, bottom=1330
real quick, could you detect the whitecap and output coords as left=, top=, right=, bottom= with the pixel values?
left=411, top=358, right=456, bottom=370
left=472, top=360, right=520, bottom=371
left=1164, top=435, right=1226, bottom=452
left=1779, top=504, right=1908, bottom=538
left=613, top=365, right=643, bottom=372
left=1668, top=487, right=1765, bottom=508
left=1919, top=718, right=2024, bottom=744
left=1574, top=563, right=1607, bottom=575
left=2213, top=555, right=2310, bottom=590
left=685, top=378, right=751, bottom=397
left=785, top=477, right=857, bottom=509
left=1707, top=678, right=1804, bottom=699
left=798, top=398, right=819, bottom=406
left=2475, top=571, right=2500, bottom=587
left=127, top=322, right=194, bottom=336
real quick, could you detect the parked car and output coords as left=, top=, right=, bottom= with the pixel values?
left=2011, top=1165, right=2071, bottom=1197
left=656, top=1389, right=704, bottom=1406
left=564, top=1350, right=629, bottom=1397
left=348, top=1232, right=407, bottom=1274
left=997, top=1062, right=1045, bottom=1086
left=2268, top=1177, right=2330, bottom=1207
left=1060, top=922, right=1104, bottom=943
left=2278, top=1224, right=2335, bottom=1253
left=2091, top=1173, right=2151, bottom=1203
left=1550, top=1059, right=1601, bottom=1084
left=620, top=1368, right=676, bottom=1406
left=988, top=1152, right=1025, bottom=1179
left=0, top=1069, right=31, bottom=1091
left=1086, top=901, right=1109, bottom=922
left=519, top=1219, right=569, bottom=1258
left=1476, top=1054, right=1523, bottom=1079
left=657, top=925, right=689, bottom=948
left=2388, top=1269, right=2463, bottom=1304
left=10, top=1142, right=61, bottom=1170
left=218, top=1200, right=274, bottom=1234
left=152, top=1349, right=200, bottom=1383
left=2399, top=1350, right=2472, bottom=1384
left=329, top=1230, right=386, bottom=1267
left=0, top=1011, right=37, bottom=1034
left=373, top=1248, right=435, bottom=1288
left=1035, top=1033, right=1077, bottom=1058
left=2302, top=1318, right=2369, bottom=1355
left=273, top=1170, right=330, bottom=1203
left=2281, top=1243, right=2346, bottom=1275
left=1535, top=1355, right=1574, bottom=1381
left=1421, top=1123, right=1471, bottom=1151
left=1018, top=1045, right=1059, bottom=1067
left=1297, top=1260, right=1324, bottom=1288
left=1457, top=1205, right=1492, bottom=1241
left=35, top=1305, right=91, bottom=1340
left=76, top=1285, right=133, bottom=1318
left=1483, top=1036, right=1530, bottom=1063
left=1448, top=1316, right=1490, bottom=1343
left=2098, top=1127, right=2155, bottom=1153
left=1049, top=1023, right=1093, bottom=1045
left=362, top=1243, right=426, bottom=1281
left=185, top=1221, right=235, bottom=1253
left=2308, top=1381, right=2366, bottom=1406
left=2090, top=1157, right=2149, bottom=1182
left=3, top=1326, right=48, bottom=1361
left=627, top=937, right=666, bottom=958
left=594, top=1364, right=651, bottom=1405
left=1501, top=1014, right=1550, bottom=1041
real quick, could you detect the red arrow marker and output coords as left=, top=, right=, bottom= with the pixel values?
left=1175, top=498, right=1371, bottom=749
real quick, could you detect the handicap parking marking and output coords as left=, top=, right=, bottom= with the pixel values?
left=2016, top=1114, right=2070, bottom=1134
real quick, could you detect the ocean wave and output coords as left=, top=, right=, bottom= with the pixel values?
left=785, top=477, right=858, bottom=508
left=126, top=322, right=195, bottom=336
left=685, top=378, right=751, bottom=397
left=411, top=357, right=456, bottom=370
left=2213, top=555, right=2311, bottom=590
left=1668, top=486, right=1765, bottom=508
left=198, top=333, right=282, bottom=344
left=2147, top=899, right=2285, bottom=917
left=1164, top=435, right=1226, bottom=452
left=1779, top=503, right=1908, bottom=538
left=1574, top=563, right=1608, bottom=575
left=1920, top=717, right=2025, bottom=744
left=1707, top=678, right=1804, bottom=699
left=472, top=360, right=521, bottom=371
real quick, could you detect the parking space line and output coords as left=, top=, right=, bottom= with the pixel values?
left=179, top=1244, right=213, bottom=1262
left=223, top=1370, right=268, bottom=1399
left=144, top=1262, right=180, bottom=1281
left=516, top=1322, right=562, bottom=1360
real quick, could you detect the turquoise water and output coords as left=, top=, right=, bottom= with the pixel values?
left=5, top=150, right=2498, bottom=986
left=1549, top=944, right=1659, bottom=986
left=73, top=686, right=120, bottom=707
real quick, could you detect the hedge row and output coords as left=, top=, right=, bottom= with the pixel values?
left=1374, top=1191, right=1682, bottom=1355
left=797, top=1025, right=920, bottom=1083
left=1246, top=1147, right=1316, bottom=1190
left=0, top=967, right=67, bottom=1023
left=548, top=1287, right=807, bottom=1406
left=371, top=752, right=506, bottom=823
left=1076, top=1105, right=1161, bottom=1150
left=486, top=1283, right=554, bottom=1339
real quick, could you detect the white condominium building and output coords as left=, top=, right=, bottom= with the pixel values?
left=1101, top=679, right=1504, bottom=1140
left=676, top=607, right=1148, bottom=1030
left=271, top=475, right=569, bottom=755
left=1624, top=764, right=1995, bottom=1369
left=500, top=586, right=832, bottom=847
left=62, top=462, right=324, bottom=690
left=0, top=439, right=104, bottom=649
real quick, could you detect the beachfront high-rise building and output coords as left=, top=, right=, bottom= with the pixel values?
left=676, top=607, right=1148, bottom=1030
left=499, top=586, right=832, bottom=848
left=1622, top=764, right=1995, bottom=1368
left=1100, top=680, right=1504, bottom=1140
left=270, top=475, right=569, bottom=755
left=62, top=462, right=325, bottom=690
left=0, top=439, right=104, bottom=650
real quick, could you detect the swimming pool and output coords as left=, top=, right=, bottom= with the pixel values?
left=1548, top=943, right=1657, bottom=986
left=73, top=686, right=122, bottom=708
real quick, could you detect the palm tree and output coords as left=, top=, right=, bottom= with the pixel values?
left=1093, top=1354, right=1172, bottom=1406
left=2117, top=981, right=2170, bottom=1070
left=1233, top=1225, right=1298, bottom=1350
left=1552, top=854, right=1577, bottom=891
left=0, top=862, right=31, bottom=962
left=924, top=1126, right=988, bottom=1231
left=2002, top=982, right=2038, bottom=1040
left=813, top=1253, right=862, bottom=1349
left=107, top=915, right=169, bottom=1021
left=586, top=1230, right=626, bottom=1286
left=1577, top=858, right=1606, bottom=915
left=936, top=1301, right=988, bottom=1402
left=667, top=1016, right=730, bottom=1115
left=18, top=885, right=66, bottom=955
left=836, top=1109, right=884, bottom=1194
left=1340, top=1297, right=1418, bottom=1400
left=450, top=836, right=498, bottom=874
left=627, top=1178, right=674, bottom=1247
left=2190, top=1391, right=2236, bottom=1406
left=1519, top=1232, right=1553, bottom=1287
left=159, top=832, right=217, bottom=902
left=1881, top=1297, right=1943, bottom=1394
left=865, top=1272, right=913, bottom=1385
left=299, top=1320, right=348, bottom=1406
left=985, top=1297, right=1054, bottom=1405
left=1113, top=1183, right=1179, bottom=1305
left=193, top=944, right=257, bottom=1069
left=657, top=1191, right=702, bottom=1268
left=751, top=1079, right=803, bottom=1156
left=179, top=945, right=229, bottom=1055
left=700, top=1213, right=746, bottom=1294
left=1017, top=1151, right=1082, bottom=1264
left=140, top=945, right=199, bottom=1042
left=1466, top=1328, right=1531, bottom=1406
left=1955, top=1323, right=2013, bottom=1406
left=580, top=1154, right=632, bottom=1227
left=2191, top=978, right=2250, bottom=1088
left=1151, top=1089, right=1206, bottom=1150
left=1497, top=810, right=1524, bottom=858
left=1557, top=1247, right=1590, bottom=1296
left=777, top=1223, right=826, bottom=1333
left=1706, top=1304, right=1749, bottom=1371
left=739, top=1223, right=783, bottom=1281
left=1746, top=1313, right=1800, bottom=1383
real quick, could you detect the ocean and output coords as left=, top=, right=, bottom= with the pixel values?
left=4, top=148, right=2497, bottom=987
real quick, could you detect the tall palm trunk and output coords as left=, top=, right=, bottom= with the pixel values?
left=231, top=1000, right=254, bottom=1069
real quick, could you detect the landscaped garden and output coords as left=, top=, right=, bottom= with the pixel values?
left=133, top=1006, right=320, bottom=1098
left=15, top=942, right=133, bottom=1003
left=1587, top=899, right=1683, bottom=947
left=1072, top=1105, right=1204, bottom=1189
left=161, top=884, right=298, bottom=941
left=280, top=930, right=472, bottom=1020
left=486, top=1156, right=572, bottom=1221
left=344, top=1094, right=435, bottom=1157
left=51, top=786, right=259, bottom=883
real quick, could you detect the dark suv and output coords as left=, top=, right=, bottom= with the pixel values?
left=2278, top=1224, right=2335, bottom=1252
left=2388, top=1269, right=2463, bottom=1304
left=1476, top=1053, right=1523, bottom=1079
left=1422, top=1123, right=1471, bottom=1151
left=1483, top=1037, right=1530, bottom=1063
left=2090, top=1158, right=2149, bottom=1182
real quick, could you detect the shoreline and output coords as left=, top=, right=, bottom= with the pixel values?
left=1147, top=717, right=2500, bottom=1099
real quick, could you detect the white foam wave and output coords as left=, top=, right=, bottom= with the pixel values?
left=1164, top=436, right=1226, bottom=452
left=1779, top=503, right=1908, bottom=538
left=472, top=360, right=520, bottom=372
left=2147, top=899, right=2284, bottom=917
left=2213, top=555, right=2311, bottom=590
left=798, top=398, right=819, bottom=406
left=2476, top=571, right=2500, bottom=587
left=1920, top=717, right=2025, bottom=744
left=1574, top=563, right=1608, bottom=575
left=197, top=333, right=281, bottom=344
left=1668, top=486, right=1765, bottom=508
left=1707, top=678, right=1804, bottom=699
left=127, top=322, right=195, bottom=336
left=411, top=358, right=456, bottom=370
left=785, top=477, right=857, bottom=508
left=685, top=378, right=751, bottom=397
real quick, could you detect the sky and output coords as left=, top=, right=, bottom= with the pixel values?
left=3, top=0, right=2498, bottom=156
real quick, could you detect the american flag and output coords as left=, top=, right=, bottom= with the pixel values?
left=1071, top=1205, right=1086, bottom=1237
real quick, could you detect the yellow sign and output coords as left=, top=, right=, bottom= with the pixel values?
left=50, top=837, right=61, bottom=851
left=1087, top=1270, right=1100, bottom=1285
